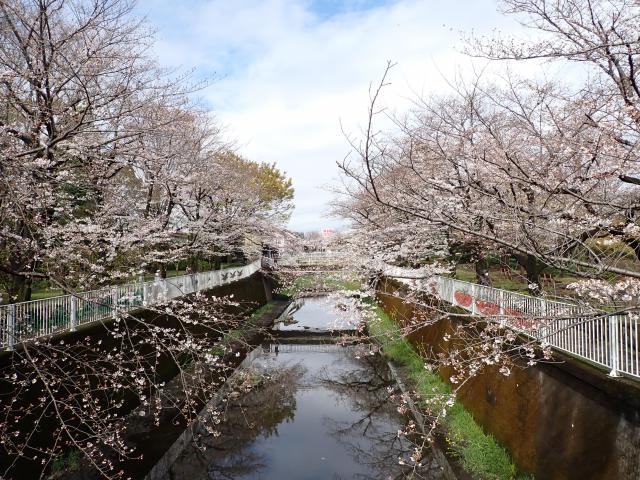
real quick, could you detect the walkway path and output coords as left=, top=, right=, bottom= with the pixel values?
left=0, top=260, right=261, bottom=350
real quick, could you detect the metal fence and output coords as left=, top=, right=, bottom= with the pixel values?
left=266, top=344, right=355, bottom=354
left=383, top=265, right=639, bottom=380
left=277, top=252, right=353, bottom=268
left=0, top=259, right=261, bottom=350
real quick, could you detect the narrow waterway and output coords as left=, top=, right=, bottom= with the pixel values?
left=274, top=295, right=359, bottom=333
left=166, top=295, right=448, bottom=480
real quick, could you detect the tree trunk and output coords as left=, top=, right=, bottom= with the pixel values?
left=623, top=237, right=640, bottom=262
left=189, top=256, right=197, bottom=272
left=8, top=274, right=32, bottom=303
left=474, top=254, right=492, bottom=286
left=514, top=254, right=546, bottom=295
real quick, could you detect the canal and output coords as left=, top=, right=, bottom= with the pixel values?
left=164, top=295, right=450, bottom=479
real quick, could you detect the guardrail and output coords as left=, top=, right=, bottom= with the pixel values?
left=276, top=252, right=354, bottom=268
left=0, top=259, right=261, bottom=350
left=383, top=265, right=639, bottom=380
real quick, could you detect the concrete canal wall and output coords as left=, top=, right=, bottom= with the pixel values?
left=376, top=277, right=640, bottom=480
left=0, top=271, right=275, bottom=479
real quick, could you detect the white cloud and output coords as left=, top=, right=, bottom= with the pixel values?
left=137, top=0, right=554, bottom=231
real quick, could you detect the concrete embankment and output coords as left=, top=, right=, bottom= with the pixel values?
left=377, top=277, right=640, bottom=480
left=0, top=271, right=280, bottom=480
left=142, top=298, right=291, bottom=480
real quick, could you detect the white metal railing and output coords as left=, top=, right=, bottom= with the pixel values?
left=0, top=259, right=261, bottom=350
left=266, top=344, right=353, bottom=353
left=383, top=264, right=639, bottom=380
left=261, top=256, right=277, bottom=269
left=276, top=251, right=354, bottom=268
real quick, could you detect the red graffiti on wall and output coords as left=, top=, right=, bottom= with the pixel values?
left=454, top=291, right=473, bottom=307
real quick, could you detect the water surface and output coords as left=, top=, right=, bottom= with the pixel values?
left=167, top=296, right=447, bottom=480
left=273, top=296, right=359, bottom=332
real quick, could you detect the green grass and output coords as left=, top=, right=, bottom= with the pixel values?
left=367, top=302, right=525, bottom=480
left=210, top=302, right=276, bottom=356
left=453, top=265, right=585, bottom=299
left=453, top=267, right=531, bottom=295
left=31, top=289, right=64, bottom=300
left=220, top=261, right=245, bottom=269
left=50, top=449, right=81, bottom=476
left=249, top=302, right=275, bottom=320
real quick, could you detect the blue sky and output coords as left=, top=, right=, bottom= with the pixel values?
left=308, top=0, right=391, bottom=19
left=134, top=0, right=536, bottom=232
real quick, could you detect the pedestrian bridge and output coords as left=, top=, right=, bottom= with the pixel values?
left=267, top=251, right=354, bottom=270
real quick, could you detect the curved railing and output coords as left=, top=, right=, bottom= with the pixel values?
left=0, top=259, right=261, bottom=350
left=276, top=252, right=354, bottom=268
left=198, top=251, right=638, bottom=381
left=383, top=264, right=639, bottom=380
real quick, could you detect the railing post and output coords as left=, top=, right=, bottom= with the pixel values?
left=70, top=296, right=78, bottom=332
left=138, top=275, right=145, bottom=306
left=7, top=304, right=16, bottom=351
left=111, top=288, right=118, bottom=319
left=153, top=271, right=162, bottom=303
left=499, top=290, right=506, bottom=326
left=539, top=298, right=548, bottom=343
left=449, top=278, right=454, bottom=304
left=142, top=282, right=149, bottom=307
left=471, top=284, right=477, bottom=315
left=161, top=274, right=168, bottom=301
left=609, top=315, right=621, bottom=377
left=161, top=277, right=170, bottom=302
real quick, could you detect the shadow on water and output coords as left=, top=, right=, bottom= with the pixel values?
left=167, top=296, right=448, bottom=480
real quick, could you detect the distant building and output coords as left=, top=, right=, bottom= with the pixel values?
left=321, top=228, right=335, bottom=239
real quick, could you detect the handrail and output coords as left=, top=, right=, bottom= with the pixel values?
left=276, top=252, right=353, bottom=267
left=216, top=251, right=637, bottom=381
left=0, top=259, right=261, bottom=350
left=383, top=264, right=639, bottom=380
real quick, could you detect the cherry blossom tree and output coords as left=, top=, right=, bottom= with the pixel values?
left=338, top=59, right=640, bottom=301
left=0, top=0, right=198, bottom=300
left=0, top=0, right=294, bottom=300
left=0, top=1, right=293, bottom=478
left=468, top=0, right=640, bottom=299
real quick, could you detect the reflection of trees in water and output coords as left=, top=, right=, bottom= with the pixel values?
left=318, top=355, right=444, bottom=480
left=168, top=363, right=304, bottom=480
left=280, top=298, right=302, bottom=325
